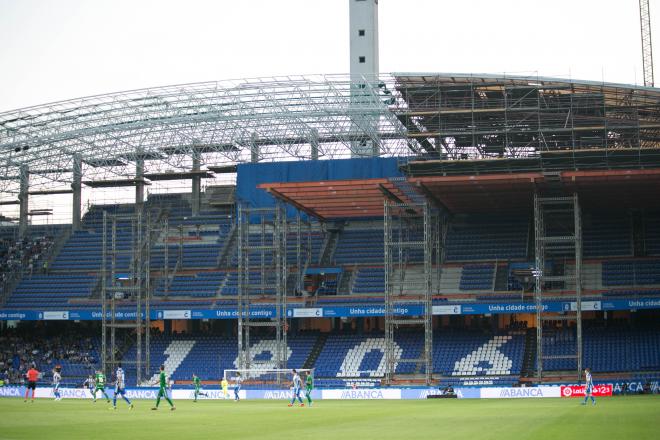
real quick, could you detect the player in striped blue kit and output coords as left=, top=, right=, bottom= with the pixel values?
left=287, top=369, right=304, bottom=407
left=52, top=366, right=62, bottom=401
left=233, top=372, right=242, bottom=401
left=581, top=368, right=596, bottom=406
left=111, top=365, right=134, bottom=410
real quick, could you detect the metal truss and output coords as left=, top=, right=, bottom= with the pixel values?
left=534, top=193, right=583, bottom=381
left=0, top=75, right=417, bottom=195
left=384, top=200, right=442, bottom=385
left=1, top=73, right=657, bottom=198
left=236, top=203, right=288, bottom=371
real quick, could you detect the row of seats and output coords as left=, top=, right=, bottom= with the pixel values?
left=459, top=264, right=495, bottom=291
left=352, top=267, right=385, bottom=294
left=6, top=274, right=97, bottom=308
left=602, top=259, right=660, bottom=286
left=26, top=327, right=660, bottom=386
left=541, top=327, right=660, bottom=372
left=444, top=217, right=529, bottom=262
left=154, top=272, right=227, bottom=297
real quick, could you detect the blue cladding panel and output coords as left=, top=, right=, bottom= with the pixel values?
left=236, top=158, right=403, bottom=217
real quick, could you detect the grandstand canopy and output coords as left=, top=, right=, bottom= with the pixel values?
left=259, top=178, right=422, bottom=220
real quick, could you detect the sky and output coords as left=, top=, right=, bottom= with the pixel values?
left=0, top=0, right=657, bottom=113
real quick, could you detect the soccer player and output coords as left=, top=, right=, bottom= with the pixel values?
left=304, top=371, right=313, bottom=407
left=93, top=370, right=111, bottom=403
left=24, top=363, right=39, bottom=403
left=221, top=376, right=229, bottom=400
left=288, top=369, right=304, bottom=407
left=111, top=365, right=133, bottom=410
left=152, top=365, right=175, bottom=411
left=192, top=374, right=208, bottom=402
left=582, top=367, right=596, bottom=406
left=233, top=372, right=242, bottom=401
left=84, top=375, right=95, bottom=393
left=52, top=365, right=62, bottom=401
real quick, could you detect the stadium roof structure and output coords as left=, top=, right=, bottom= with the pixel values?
left=391, top=72, right=660, bottom=161
left=0, top=74, right=416, bottom=194
left=1, top=72, right=659, bottom=197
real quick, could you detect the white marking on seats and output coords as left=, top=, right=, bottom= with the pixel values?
left=146, top=340, right=196, bottom=384
left=338, top=338, right=402, bottom=378
left=452, top=335, right=513, bottom=376
left=232, top=340, right=293, bottom=370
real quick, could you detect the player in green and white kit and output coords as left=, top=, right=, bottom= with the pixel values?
left=93, top=370, right=110, bottom=403
left=192, top=374, right=208, bottom=402
left=152, top=365, right=175, bottom=411
left=305, top=372, right=313, bottom=406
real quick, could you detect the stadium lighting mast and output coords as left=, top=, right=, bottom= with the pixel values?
left=640, top=0, right=655, bottom=87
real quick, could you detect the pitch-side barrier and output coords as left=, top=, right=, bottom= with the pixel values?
left=0, top=385, right=621, bottom=400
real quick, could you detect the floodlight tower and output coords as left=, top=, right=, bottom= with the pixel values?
left=640, top=0, right=655, bottom=87
left=350, top=0, right=379, bottom=79
left=349, top=0, right=380, bottom=157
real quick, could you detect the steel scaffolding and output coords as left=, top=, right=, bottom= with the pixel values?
left=294, top=212, right=313, bottom=296
left=101, top=210, right=164, bottom=384
left=236, top=204, right=288, bottom=372
left=384, top=200, right=441, bottom=385
left=534, top=193, right=583, bottom=381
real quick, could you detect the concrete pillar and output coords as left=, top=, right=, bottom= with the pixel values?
left=349, top=0, right=379, bottom=78
left=191, top=149, right=201, bottom=217
left=18, top=164, right=29, bottom=238
left=72, top=154, right=82, bottom=231
left=310, top=129, right=319, bottom=161
left=250, top=132, right=259, bottom=163
left=135, top=156, right=144, bottom=212
left=349, top=0, right=380, bottom=158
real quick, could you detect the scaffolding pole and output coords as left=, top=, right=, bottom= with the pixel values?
left=384, top=200, right=441, bottom=385
left=101, top=210, right=165, bottom=385
left=534, top=193, right=583, bottom=382
left=237, top=204, right=288, bottom=378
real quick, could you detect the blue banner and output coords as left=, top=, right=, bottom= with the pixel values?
left=1, top=298, right=659, bottom=321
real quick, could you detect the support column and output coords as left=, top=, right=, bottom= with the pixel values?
left=135, top=156, right=144, bottom=212
left=18, top=164, right=29, bottom=237
left=191, top=149, right=201, bottom=217
left=310, top=129, right=319, bottom=161
left=72, top=154, right=82, bottom=231
left=250, top=132, right=259, bottom=163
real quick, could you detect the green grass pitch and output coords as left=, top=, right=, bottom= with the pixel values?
left=0, top=396, right=658, bottom=440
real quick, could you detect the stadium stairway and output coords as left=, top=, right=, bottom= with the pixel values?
left=521, top=328, right=537, bottom=377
